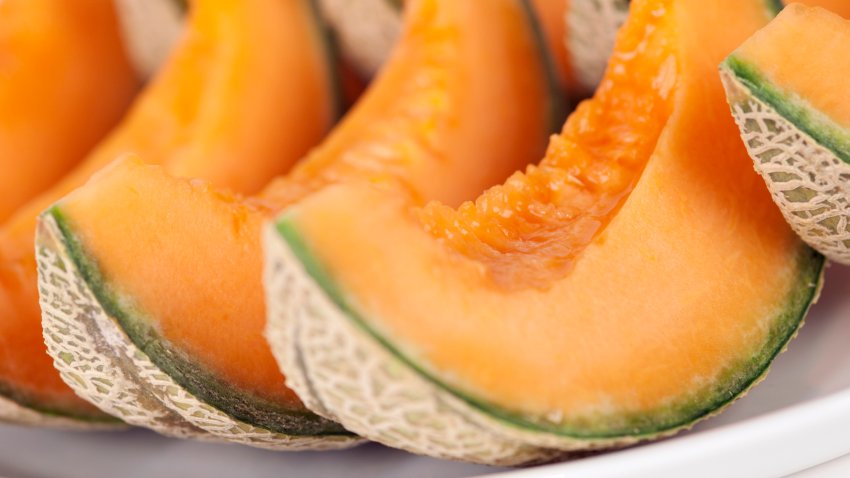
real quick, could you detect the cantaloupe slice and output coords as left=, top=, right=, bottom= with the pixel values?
left=0, top=0, right=338, bottom=428
left=0, top=0, right=137, bottom=223
left=263, top=0, right=825, bottom=464
left=37, top=0, right=560, bottom=448
left=721, top=4, right=850, bottom=264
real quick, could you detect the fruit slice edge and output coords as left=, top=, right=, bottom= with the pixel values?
left=721, top=3, right=850, bottom=263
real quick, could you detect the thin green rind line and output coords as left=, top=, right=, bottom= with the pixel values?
left=518, top=0, right=569, bottom=134
left=277, top=214, right=824, bottom=440
left=49, top=207, right=353, bottom=438
left=768, top=0, right=785, bottom=15
left=723, top=55, right=850, bottom=166
left=308, top=0, right=347, bottom=119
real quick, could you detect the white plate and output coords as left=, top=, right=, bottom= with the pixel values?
left=0, top=266, right=847, bottom=478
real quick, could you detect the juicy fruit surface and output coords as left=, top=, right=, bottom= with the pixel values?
left=0, top=0, right=137, bottom=223
left=0, top=0, right=335, bottom=417
left=53, top=0, right=557, bottom=422
left=281, top=0, right=822, bottom=437
left=794, top=0, right=850, bottom=17
left=424, top=0, right=671, bottom=288
left=727, top=3, right=850, bottom=162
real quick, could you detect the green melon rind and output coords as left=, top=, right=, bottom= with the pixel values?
left=40, top=208, right=361, bottom=448
left=37, top=213, right=213, bottom=438
left=264, top=215, right=823, bottom=461
left=521, top=0, right=570, bottom=134
left=264, top=221, right=570, bottom=465
left=271, top=212, right=822, bottom=439
left=723, top=56, right=850, bottom=165
left=721, top=58, right=850, bottom=264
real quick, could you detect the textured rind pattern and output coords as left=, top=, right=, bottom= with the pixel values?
left=37, top=214, right=211, bottom=438
left=114, top=0, right=184, bottom=79
left=37, top=215, right=362, bottom=450
left=316, top=0, right=401, bottom=78
left=263, top=218, right=824, bottom=464
left=567, top=0, right=629, bottom=94
left=722, top=69, right=850, bottom=264
left=264, top=225, right=572, bottom=465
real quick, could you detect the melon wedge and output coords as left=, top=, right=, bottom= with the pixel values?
left=0, top=0, right=137, bottom=223
left=37, top=0, right=560, bottom=448
left=263, top=0, right=824, bottom=464
left=0, top=0, right=338, bottom=428
left=721, top=4, right=850, bottom=264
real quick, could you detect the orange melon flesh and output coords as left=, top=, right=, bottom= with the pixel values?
left=279, top=0, right=821, bottom=435
left=0, top=0, right=335, bottom=418
left=0, top=0, right=137, bottom=222
left=794, top=0, right=850, bottom=17
left=51, top=0, right=557, bottom=424
left=730, top=4, right=850, bottom=132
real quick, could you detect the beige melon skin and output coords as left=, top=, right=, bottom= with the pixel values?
left=262, top=208, right=823, bottom=464
left=37, top=213, right=364, bottom=450
left=114, top=0, right=185, bottom=78
left=37, top=214, right=213, bottom=439
left=262, top=225, right=569, bottom=466
left=262, top=223, right=823, bottom=465
left=721, top=68, right=850, bottom=265
left=567, top=0, right=629, bottom=94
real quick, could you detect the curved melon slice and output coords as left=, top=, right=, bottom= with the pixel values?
left=721, top=4, right=850, bottom=264
left=0, top=0, right=138, bottom=223
left=264, top=0, right=824, bottom=464
left=37, top=0, right=560, bottom=447
left=0, top=0, right=338, bottom=428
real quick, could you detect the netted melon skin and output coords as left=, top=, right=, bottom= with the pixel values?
left=37, top=215, right=363, bottom=450
left=114, top=0, right=184, bottom=79
left=721, top=69, right=850, bottom=264
left=263, top=213, right=825, bottom=464
left=567, top=0, right=630, bottom=94
left=316, top=0, right=402, bottom=78
left=37, top=214, right=218, bottom=439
